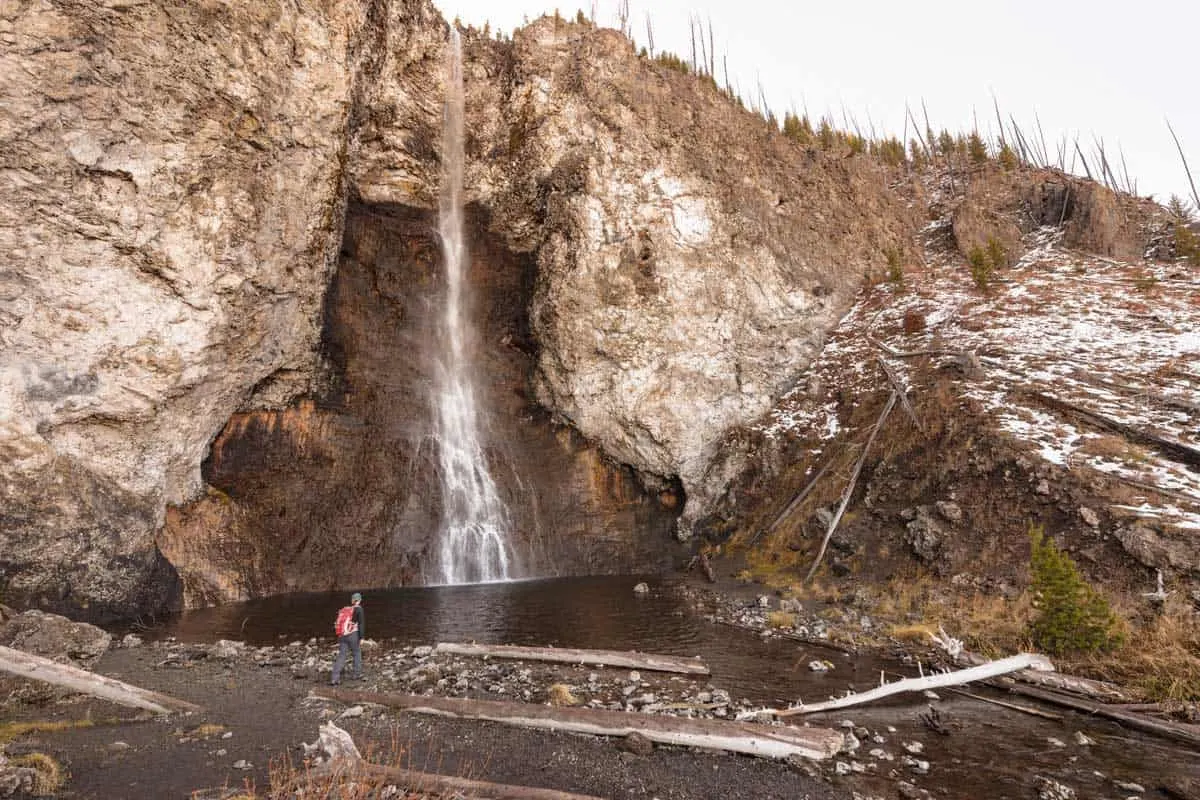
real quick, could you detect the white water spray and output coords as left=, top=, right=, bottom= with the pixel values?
left=433, top=31, right=515, bottom=584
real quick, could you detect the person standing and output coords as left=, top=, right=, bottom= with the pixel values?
left=330, top=592, right=365, bottom=685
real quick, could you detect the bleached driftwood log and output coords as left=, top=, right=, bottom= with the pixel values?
left=433, top=643, right=710, bottom=676
left=350, top=764, right=608, bottom=800
left=768, top=654, right=1052, bottom=717
left=956, top=650, right=1130, bottom=701
left=315, top=688, right=843, bottom=761
left=0, top=644, right=200, bottom=714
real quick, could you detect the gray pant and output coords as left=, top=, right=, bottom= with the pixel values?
left=331, top=634, right=361, bottom=683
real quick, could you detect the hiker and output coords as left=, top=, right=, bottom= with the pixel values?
left=330, top=592, right=365, bottom=685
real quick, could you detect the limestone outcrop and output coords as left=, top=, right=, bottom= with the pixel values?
left=452, top=20, right=919, bottom=533
left=0, top=0, right=376, bottom=617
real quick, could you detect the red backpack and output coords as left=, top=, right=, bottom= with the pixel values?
left=334, top=605, right=358, bottom=637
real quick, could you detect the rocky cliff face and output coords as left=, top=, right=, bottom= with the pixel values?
left=461, top=20, right=920, bottom=531
left=3, top=3, right=922, bottom=616
left=0, top=0, right=377, bottom=617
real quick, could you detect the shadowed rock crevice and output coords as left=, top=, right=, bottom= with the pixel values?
left=160, top=202, right=682, bottom=607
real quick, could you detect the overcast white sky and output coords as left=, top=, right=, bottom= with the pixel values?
left=435, top=0, right=1200, bottom=208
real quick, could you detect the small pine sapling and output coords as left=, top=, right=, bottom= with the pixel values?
left=1027, top=525, right=1124, bottom=655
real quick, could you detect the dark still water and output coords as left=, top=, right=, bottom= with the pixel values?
left=158, top=575, right=860, bottom=705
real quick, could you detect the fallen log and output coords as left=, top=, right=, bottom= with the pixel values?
left=350, top=763, right=607, bottom=800
left=750, top=459, right=832, bottom=546
left=300, top=723, right=605, bottom=800
left=1000, top=683, right=1200, bottom=750
left=313, top=688, right=844, bottom=761
left=433, top=643, right=710, bottom=676
left=1024, top=389, right=1200, bottom=468
left=955, top=650, right=1131, bottom=702
left=0, top=644, right=200, bottom=714
left=769, top=654, right=1052, bottom=717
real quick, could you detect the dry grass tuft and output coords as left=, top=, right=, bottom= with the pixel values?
left=547, top=683, right=578, bottom=706
left=0, top=718, right=94, bottom=745
left=766, top=610, right=797, bottom=629
left=1080, top=596, right=1200, bottom=702
left=10, top=752, right=65, bottom=796
left=888, top=622, right=938, bottom=643
left=189, top=723, right=229, bottom=739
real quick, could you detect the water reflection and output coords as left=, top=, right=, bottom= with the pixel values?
left=158, top=575, right=831, bottom=704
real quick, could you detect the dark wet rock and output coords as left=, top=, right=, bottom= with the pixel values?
left=904, top=506, right=948, bottom=570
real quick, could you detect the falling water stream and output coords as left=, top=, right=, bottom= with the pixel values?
left=432, top=30, right=516, bottom=584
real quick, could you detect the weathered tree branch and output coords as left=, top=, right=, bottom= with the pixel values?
left=751, top=459, right=832, bottom=546
left=999, top=683, right=1200, bottom=749
left=805, top=391, right=897, bottom=582
left=768, top=653, right=1051, bottom=717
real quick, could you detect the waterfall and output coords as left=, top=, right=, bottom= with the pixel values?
left=432, top=30, right=516, bottom=584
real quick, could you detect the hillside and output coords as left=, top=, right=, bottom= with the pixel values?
left=705, top=162, right=1199, bottom=696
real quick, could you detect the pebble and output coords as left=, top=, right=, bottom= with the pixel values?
left=232, top=760, right=252, bottom=770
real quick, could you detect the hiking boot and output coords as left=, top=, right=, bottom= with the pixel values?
left=329, top=680, right=340, bottom=686
left=350, top=674, right=364, bottom=681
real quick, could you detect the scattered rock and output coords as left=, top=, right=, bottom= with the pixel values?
left=211, top=640, right=245, bottom=660
left=616, top=732, right=653, bottom=756
left=1113, top=780, right=1145, bottom=793
left=1035, top=776, right=1076, bottom=800
left=934, top=501, right=963, bottom=524
left=1079, top=507, right=1100, bottom=528
left=632, top=582, right=649, bottom=595
left=897, top=780, right=933, bottom=799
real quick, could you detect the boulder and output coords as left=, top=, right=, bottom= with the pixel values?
left=0, top=609, right=111, bottom=664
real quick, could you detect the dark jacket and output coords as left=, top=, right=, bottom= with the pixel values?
left=350, top=604, right=365, bottom=641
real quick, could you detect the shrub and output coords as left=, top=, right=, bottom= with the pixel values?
left=967, top=245, right=993, bottom=291
left=997, top=142, right=1018, bottom=170
left=1027, top=525, right=1123, bottom=655
left=884, top=246, right=904, bottom=287
left=1175, top=223, right=1200, bottom=266
left=986, top=236, right=1006, bottom=269
left=782, top=112, right=813, bottom=146
left=967, top=236, right=1005, bottom=292
left=654, top=51, right=690, bottom=75
left=967, top=132, right=988, bottom=164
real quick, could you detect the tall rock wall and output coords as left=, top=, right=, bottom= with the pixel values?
left=0, top=0, right=376, bottom=618
left=461, top=20, right=921, bottom=531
